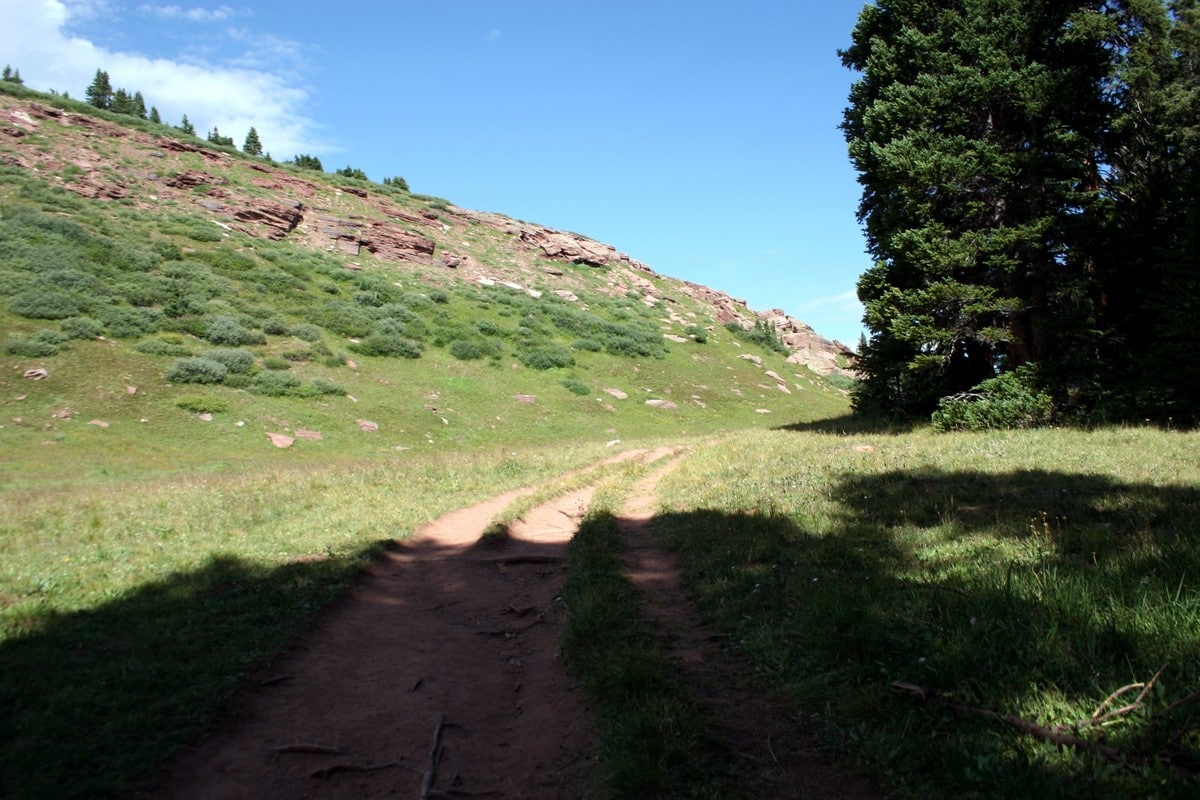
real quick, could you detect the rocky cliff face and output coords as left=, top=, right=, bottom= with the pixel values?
left=1, top=96, right=854, bottom=378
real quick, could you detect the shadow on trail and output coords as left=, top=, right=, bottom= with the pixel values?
left=0, top=520, right=576, bottom=800
left=651, top=467, right=1200, bottom=796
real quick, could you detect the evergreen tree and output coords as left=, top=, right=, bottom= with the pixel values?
left=290, top=154, right=323, bottom=171
left=206, top=127, right=234, bottom=147
left=132, top=91, right=147, bottom=119
left=382, top=176, right=409, bottom=191
left=85, top=69, right=113, bottom=109
left=840, top=0, right=1111, bottom=417
left=335, top=165, right=368, bottom=180
left=110, top=88, right=132, bottom=115
left=180, top=114, right=196, bottom=136
left=149, top=106, right=161, bottom=124
left=242, top=126, right=263, bottom=156
left=1, top=65, right=23, bottom=84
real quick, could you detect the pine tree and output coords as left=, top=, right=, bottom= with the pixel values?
left=840, top=0, right=1111, bottom=417
left=242, top=127, right=263, bottom=156
left=1, top=65, right=23, bottom=84
left=110, top=88, right=132, bottom=115
left=132, top=91, right=147, bottom=119
left=149, top=106, right=161, bottom=124
left=85, top=69, right=113, bottom=109
left=180, top=114, right=196, bottom=136
left=290, top=154, right=323, bottom=171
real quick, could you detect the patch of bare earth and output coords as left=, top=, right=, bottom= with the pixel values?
left=138, top=485, right=600, bottom=799
left=619, top=454, right=881, bottom=800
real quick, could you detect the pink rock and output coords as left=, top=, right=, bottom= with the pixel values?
left=88, top=419, right=110, bottom=428
left=266, top=432, right=295, bottom=448
left=295, top=429, right=323, bottom=441
left=356, top=419, right=379, bottom=432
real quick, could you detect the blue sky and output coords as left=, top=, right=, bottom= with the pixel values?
left=2, top=1, right=870, bottom=347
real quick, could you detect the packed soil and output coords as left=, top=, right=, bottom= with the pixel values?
left=137, top=449, right=878, bottom=799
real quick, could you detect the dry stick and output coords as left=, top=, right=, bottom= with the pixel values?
left=1141, top=690, right=1200, bottom=751
left=1063, top=668, right=1163, bottom=733
left=420, top=713, right=447, bottom=800
left=310, top=761, right=408, bottom=779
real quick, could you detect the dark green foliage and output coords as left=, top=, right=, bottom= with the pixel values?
left=561, top=378, right=591, bottom=396
left=206, top=127, right=235, bottom=148
left=262, top=317, right=289, bottom=335
left=725, top=319, right=786, bottom=354
left=85, top=69, right=112, bottom=109
left=684, top=324, right=707, bottom=343
left=242, top=127, right=263, bottom=156
left=248, top=371, right=302, bottom=396
left=280, top=348, right=314, bottom=362
left=148, top=107, right=161, bottom=124
left=518, top=345, right=575, bottom=370
left=7, top=290, right=80, bottom=320
left=428, top=289, right=448, bottom=304
left=5, top=330, right=70, bottom=357
left=334, top=165, right=368, bottom=180
left=199, top=348, right=255, bottom=374
left=349, top=333, right=423, bottom=359
left=931, top=367, right=1054, bottom=431
left=290, top=154, right=323, bottom=171
left=95, top=306, right=162, bottom=339
left=262, top=356, right=291, bottom=370
left=310, top=378, right=346, bottom=396
left=2, top=65, right=23, bottom=84
left=185, top=224, right=222, bottom=243
left=166, top=357, right=228, bottom=384
left=448, top=339, right=488, bottom=360
left=205, top=316, right=265, bottom=346
left=179, top=115, right=195, bottom=136
left=173, top=395, right=229, bottom=414
left=571, top=338, right=602, bottom=352
left=381, top=176, right=409, bottom=191
left=60, top=316, right=103, bottom=340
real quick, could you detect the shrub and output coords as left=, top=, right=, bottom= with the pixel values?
left=174, top=395, right=229, bottom=414
left=281, top=348, right=313, bottom=362
left=310, top=378, right=346, bottom=396
left=288, top=323, right=323, bottom=342
left=7, top=289, right=80, bottom=319
left=223, top=373, right=250, bottom=389
left=726, top=319, right=788, bottom=354
left=135, top=338, right=193, bottom=357
left=562, top=378, right=591, bottom=396
left=572, top=337, right=602, bottom=352
left=206, top=316, right=265, bottom=346
left=518, top=346, right=575, bottom=370
left=166, top=357, right=228, bottom=384
left=98, top=306, right=162, bottom=339
left=448, top=339, right=487, bottom=361
left=685, top=324, right=708, bottom=344
left=323, top=352, right=348, bottom=368
left=61, top=316, right=104, bottom=340
left=474, top=318, right=501, bottom=336
left=429, top=289, right=449, bottom=304
left=931, top=367, right=1054, bottom=432
left=262, top=357, right=291, bottom=370
left=200, top=348, right=255, bottom=374
left=186, top=224, right=223, bottom=243
left=350, top=333, right=422, bottom=359
left=262, top=317, right=289, bottom=335
left=248, top=371, right=302, bottom=396
left=5, top=329, right=69, bottom=357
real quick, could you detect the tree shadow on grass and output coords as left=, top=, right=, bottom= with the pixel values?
left=0, top=544, right=389, bottom=800
left=773, top=413, right=917, bottom=435
left=652, top=468, right=1200, bottom=796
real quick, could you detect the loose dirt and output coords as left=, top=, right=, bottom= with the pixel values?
left=138, top=449, right=878, bottom=799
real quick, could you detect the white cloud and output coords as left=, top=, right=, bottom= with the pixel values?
left=487, top=28, right=501, bottom=42
left=0, top=0, right=329, bottom=158
left=137, top=4, right=238, bottom=23
left=799, top=289, right=863, bottom=316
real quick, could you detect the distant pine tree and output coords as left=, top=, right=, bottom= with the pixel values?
left=206, top=127, right=235, bottom=147
left=180, top=114, right=196, bottom=136
left=1, top=65, right=23, bottom=84
left=382, top=176, right=409, bottom=191
left=132, top=91, right=147, bottom=119
left=290, top=154, right=323, bottom=171
left=110, top=88, right=132, bottom=115
left=85, top=69, right=113, bottom=109
left=335, top=165, right=368, bottom=180
left=149, top=106, right=161, bottom=124
left=242, top=126, right=263, bottom=156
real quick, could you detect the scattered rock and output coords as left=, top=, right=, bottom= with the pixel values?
left=603, top=388, right=628, bottom=400
left=266, top=432, right=295, bottom=448
left=755, top=408, right=772, bottom=414
left=126, top=385, right=137, bottom=395
left=295, top=429, right=323, bottom=441
left=166, top=170, right=221, bottom=189
left=765, top=370, right=783, bottom=382
left=23, top=368, right=48, bottom=380
left=356, top=419, right=379, bottom=432
left=663, top=334, right=689, bottom=343
left=513, top=394, right=537, bottom=404
left=51, top=408, right=73, bottom=419
left=198, top=413, right=213, bottom=422
left=738, top=354, right=763, bottom=366
left=606, top=439, right=622, bottom=447
left=14, top=395, right=26, bottom=401
left=645, top=399, right=679, bottom=410
left=88, top=419, right=110, bottom=428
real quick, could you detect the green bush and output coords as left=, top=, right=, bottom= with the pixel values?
left=262, top=357, right=291, bottom=370
left=262, top=317, right=289, bottom=335
left=5, top=329, right=69, bottom=357
left=931, top=367, right=1054, bottom=432
left=223, top=373, right=250, bottom=389
left=60, top=316, right=104, bottom=340
left=429, top=289, right=449, bottom=304
left=474, top=318, right=501, bottom=336
left=166, top=357, right=228, bottom=384
left=186, top=224, right=223, bottom=243
left=519, top=345, right=575, bottom=370
left=248, top=371, right=302, bottom=396
left=7, top=289, right=80, bottom=319
left=206, top=316, right=265, bottom=346
left=174, top=395, right=230, bottom=414
left=135, top=338, right=193, bottom=357
left=562, top=378, right=591, bottom=396
left=572, top=338, right=603, bottom=352
left=281, top=348, right=313, bottom=362
left=200, top=348, right=255, bottom=374
left=98, top=306, right=162, bottom=339
left=448, top=339, right=487, bottom=361
left=350, top=333, right=422, bottom=359
left=310, top=378, right=346, bottom=396
left=288, top=323, right=323, bottom=342
left=684, top=324, right=708, bottom=344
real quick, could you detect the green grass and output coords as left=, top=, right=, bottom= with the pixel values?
left=652, top=427, right=1200, bottom=798
left=0, top=443, right=611, bottom=799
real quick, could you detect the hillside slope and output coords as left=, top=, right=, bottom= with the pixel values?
left=0, top=87, right=852, bottom=486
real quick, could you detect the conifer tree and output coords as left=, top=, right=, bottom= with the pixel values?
left=242, top=126, right=263, bottom=156
left=1, top=65, right=23, bottom=84
left=85, top=69, right=113, bottom=109
left=179, top=114, right=196, bottom=136
left=132, top=91, right=147, bottom=119
left=110, top=88, right=132, bottom=115
left=149, top=106, right=161, bottom=124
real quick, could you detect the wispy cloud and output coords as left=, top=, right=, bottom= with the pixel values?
left=137, top=4, right=238, bottom=23
left=0, top=0, right=329, bottom=158
left=798, top=289, right=862, bottom=315
left=487, top=28, right=501, bottom=42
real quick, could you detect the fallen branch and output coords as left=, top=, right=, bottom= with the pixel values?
left=421, top=713, right=446, bottom=800
left=310, top=761, right=407, bottom=779
left=1061, top=668, right=1162, bottom=733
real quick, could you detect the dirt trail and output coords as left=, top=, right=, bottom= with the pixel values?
left=140, top=447, right=877, bottom=799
